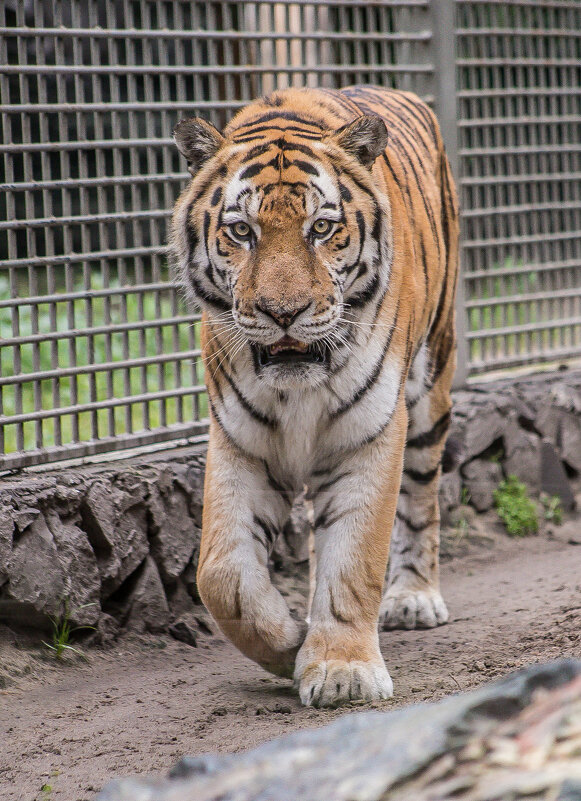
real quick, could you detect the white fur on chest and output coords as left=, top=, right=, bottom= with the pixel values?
left=272, top=390, right=327, bottom=484
left=216, top=329, right=404, bottom=489
left=216, top=360, right=326, bottom=485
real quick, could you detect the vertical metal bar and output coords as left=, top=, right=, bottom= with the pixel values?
left=431, top=0, right=467, bottom=387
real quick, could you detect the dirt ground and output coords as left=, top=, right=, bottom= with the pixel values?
left=1, top=523, right=580, bottom=801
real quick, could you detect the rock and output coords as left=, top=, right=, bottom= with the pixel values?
left=97, top=659, right=581, bottom=801
left=439, top=469, right=461, bottom=525
left=96, top=612, right=120, bottom=643
left=148, top=483, right=198, bottom=584
left=456, top=405, right=506, bottom=463
left=193, top=610, right=214, bottom=636
left=548, top=383, right=581, bottom=414
left=540, top=440, right=575, bottom=510
left=89, top=613, right=121, bottom=646
left=0, top=448, right=208, bottom=635
left=165, top=578, right=197, bottom=617
left=537, top=402, right=581, bottom=473
left=0, top=506, right=14, bottom=587
left=13, top=507, right=40, bottom=533
left=45, top=511, right=101, bottom=626
left=461, top=458, right=503, bottom=512
left=185, top=459, right=206, bottom=502
left=81, top=482, right=149, bottom=599
left=503, top=421, right=542, bottom=492
left=0, top=515, right=66, bottom=626
left=176, top=461, right=206, bottom=526
left=123, top=557, right=170, bottom=634
left=169, top=619, right=197, bottom=647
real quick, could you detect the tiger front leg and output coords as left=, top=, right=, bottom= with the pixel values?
left=295, top=403, right=407, bottom=707
left=198, top=434, right=305, bottom=678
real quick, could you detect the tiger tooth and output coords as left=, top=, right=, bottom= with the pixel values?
left=269, top=338, right=309, bottom=355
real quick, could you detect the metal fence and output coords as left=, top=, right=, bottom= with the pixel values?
left=457, top=0, right=581, bottom=375
left=1, top=0, right=580, bottom=469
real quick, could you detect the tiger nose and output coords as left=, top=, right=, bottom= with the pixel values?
left=256, top=299, right=311, bottom=329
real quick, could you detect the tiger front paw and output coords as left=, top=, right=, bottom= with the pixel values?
left=294, top=639, right=393, bottom=707
left=379, top=588, right=448, bottom=630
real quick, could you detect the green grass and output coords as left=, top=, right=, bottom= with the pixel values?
left=42, top=601, right=96, bottom=660
left=541, top=493, right=563, bottom=525
left=1, top=270, right=208, bottom=454
left=493, top=475, right=538, bottom=537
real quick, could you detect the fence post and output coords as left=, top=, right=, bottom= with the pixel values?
left=431, top=0, right=468, bottom=388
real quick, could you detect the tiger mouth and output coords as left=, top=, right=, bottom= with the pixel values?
left=254, top=336, right=329, bottom=368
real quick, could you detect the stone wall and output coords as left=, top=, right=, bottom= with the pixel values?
left=440, top=369, right=581, bottom=520
left=1, top=370, right=580, bottom=636
left=0, top=450, right=206, bottom=636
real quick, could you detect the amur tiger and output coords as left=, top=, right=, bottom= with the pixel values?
left=171, top=85, right=459, bottom=708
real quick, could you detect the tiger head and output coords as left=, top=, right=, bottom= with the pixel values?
left=171, top=95, right=393, bottom=389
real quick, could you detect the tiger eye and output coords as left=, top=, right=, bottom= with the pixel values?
left=232, top=221, right=250, bottom=238
left=313, top=219, right=332, bottom=235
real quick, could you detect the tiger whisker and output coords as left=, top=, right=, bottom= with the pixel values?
left=198, top=328, right=239, bottom=349
left=338, top=316, right=399, bottom=334
left=204, top=332, right=247, bottom=371
left=203, top=324, right=240, bottom=350
left=321, top=330, right=354, bottom=359
left=209, top=334, right=249, bottom=379
left=199, top=313, right=235, bottom=328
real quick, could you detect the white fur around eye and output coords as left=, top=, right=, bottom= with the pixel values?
left=303, top=166, right=340, bottom=220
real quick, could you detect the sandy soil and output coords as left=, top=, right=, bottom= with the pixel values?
left=1, top=526, right=580, bottom=801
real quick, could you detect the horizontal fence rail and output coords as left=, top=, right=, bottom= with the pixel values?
left=0, top=0, right=433, bottom=469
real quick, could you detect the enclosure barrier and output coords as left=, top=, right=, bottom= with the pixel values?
left=457, top=0, right=581, bottom=375
left=1, top=0, right=580, bottom=469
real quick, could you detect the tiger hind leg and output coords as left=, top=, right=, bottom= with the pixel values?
left=379, top=343, right=452, bottom=630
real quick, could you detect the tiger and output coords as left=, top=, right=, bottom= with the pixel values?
left=170, top=85, right=459, bottom=708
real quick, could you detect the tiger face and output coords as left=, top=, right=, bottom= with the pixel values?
left=171, top=113, right=392, bottom=388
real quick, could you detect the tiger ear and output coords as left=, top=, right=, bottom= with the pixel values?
left=173, top=117, right=225, bottom=176
left=329, top=115, right=388, bottom=168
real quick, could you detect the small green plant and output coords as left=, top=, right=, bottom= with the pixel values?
left=453, top=515, right=470, bottom=543
left=493, top=475, right=538, bottom=537
left=42, top=600, right=96, bottom=660
left=460, top=486, right=471, bottom=506
left=541, top=493, right=563, bottom=525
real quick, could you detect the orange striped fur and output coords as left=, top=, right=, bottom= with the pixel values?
left=171, top=86, right=459, bottom=706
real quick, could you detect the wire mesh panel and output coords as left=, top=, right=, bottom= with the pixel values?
left=457, top=0, right=581, bottom=375
left=0, top=0, right=433, bottom=469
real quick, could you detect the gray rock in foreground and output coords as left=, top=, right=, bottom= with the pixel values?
left=98, top=659, right=581, bottom=801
